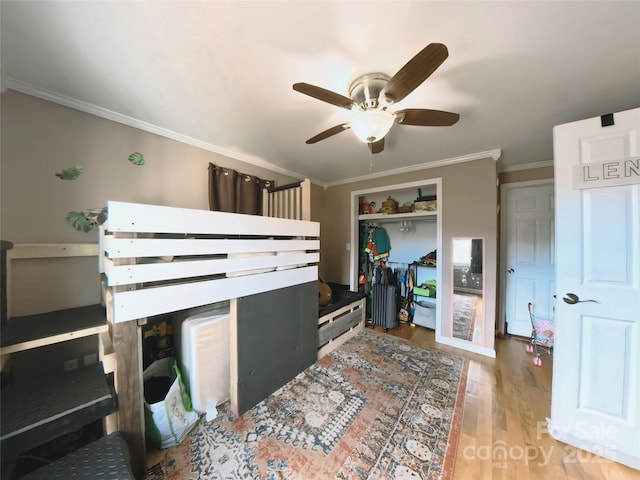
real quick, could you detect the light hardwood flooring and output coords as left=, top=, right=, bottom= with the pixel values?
left=377, top=322, right=640, bottom=480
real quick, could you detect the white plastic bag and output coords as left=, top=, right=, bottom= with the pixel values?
left=143, top=357, right=199, bottom=449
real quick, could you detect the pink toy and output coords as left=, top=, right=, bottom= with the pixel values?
left=527, top=302, right=554, bottom=367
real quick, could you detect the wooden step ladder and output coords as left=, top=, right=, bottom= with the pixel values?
left=0, top=242, right=136, bottom=479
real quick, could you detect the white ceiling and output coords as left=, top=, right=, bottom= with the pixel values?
left=2, top=1, right=639, bottom=186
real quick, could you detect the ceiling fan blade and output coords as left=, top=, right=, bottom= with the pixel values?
left=293, top=83, right=355, bottom=109
left=306, top=123, right=350, bottom=144
left=396, top=108, right=460, bottom=126
left=381, top=43, right=449, bottom=103
left=368, top=138, right=385, bottom=154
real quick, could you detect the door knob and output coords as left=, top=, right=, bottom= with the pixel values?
left=507, top=268, right=515, bottom=274
left=562, top=293, right=599, bottom=305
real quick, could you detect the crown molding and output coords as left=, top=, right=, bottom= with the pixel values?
left=498, top=160, right=554, bottom=173
left=4, top=77, right=509, bottom=189
left=324, top=148, right=502, bottom=188
left=3, top=77, right=313, bottom=183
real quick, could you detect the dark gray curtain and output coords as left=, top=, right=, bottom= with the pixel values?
left=208, top=163, right=272, bottom=215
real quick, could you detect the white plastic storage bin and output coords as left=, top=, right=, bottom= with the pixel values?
left=413, top=300, right=436, bottom=329
left=173, top=301, right=230, bottom=419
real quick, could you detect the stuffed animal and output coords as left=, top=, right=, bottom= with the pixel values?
left=318, top=281, right=332, bottom=308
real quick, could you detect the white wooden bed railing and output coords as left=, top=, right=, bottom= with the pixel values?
left=100, top=201, right=319, bottom=322
left=263, top=178, right=311, bottom=221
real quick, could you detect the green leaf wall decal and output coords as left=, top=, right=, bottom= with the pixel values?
left=66, top=211, right=95, bottom=232
left=55, top=165, right=83, bottom=180
left=128, top=152, right=145, bottom=166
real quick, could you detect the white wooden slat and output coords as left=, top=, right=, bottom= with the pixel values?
left=281, top=191, right=288, bottom=218
left=98, top=226, right=106, bottom=274
left=270, top=191, right=277, bottom=218
left=301, top=179, right=311, bottom=221
left=103, top=237, right=319, bottom=258
left=294, top=187, right=301, bottom=220
left=106, top=201, right=319, bottom=237
left=99, top=331, right=116, bottom=374
left=0, top=323, right=110, bottom=355
left=302, top=185, right=308, bottom=215
left=262, top=188, right=269, bottom=217
left=103, top=252, right=319, bottom=286
left=274, top=191, right=281, bottom=218
left=285, top=189, right=291, bottom=219
left=110, top=266, right=318, bottom=322
left=7, top=243, right=98, bottom=260
left=293, top=187, right=298, bottom=219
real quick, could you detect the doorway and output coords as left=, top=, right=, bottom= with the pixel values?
left=499, top=179, right=555, bottom=336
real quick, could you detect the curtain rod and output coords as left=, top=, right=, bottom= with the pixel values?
left=209, top=163, right=272, bottom=185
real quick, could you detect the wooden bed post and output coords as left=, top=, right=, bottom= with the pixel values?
left=301, top=178, right=311, bottom=221
left=105, top=234, right=146, bottom=479
left=110, top=316, right=145, bottom=478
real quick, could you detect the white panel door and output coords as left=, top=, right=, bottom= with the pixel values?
left=552, top=108, right=640, bottom=469
left=503, top=182, right=555, bottom=337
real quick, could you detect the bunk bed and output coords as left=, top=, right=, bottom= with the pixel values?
left=1, top=179, right=365, bottom=477
left=99, top=181, right=316, bottom=468
left=101, top=178, right=364, bottom=471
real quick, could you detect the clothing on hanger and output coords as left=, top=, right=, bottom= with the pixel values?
left=362, top=226, right=391, bottom=261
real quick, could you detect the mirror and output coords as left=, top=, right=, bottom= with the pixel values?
left=452, top=238, right=484, bottom=342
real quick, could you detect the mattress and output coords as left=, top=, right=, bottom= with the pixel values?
left=173, top=302, right=230, bottom=419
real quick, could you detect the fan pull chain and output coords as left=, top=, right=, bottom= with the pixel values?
left=369, top=148, right=374, bottom=172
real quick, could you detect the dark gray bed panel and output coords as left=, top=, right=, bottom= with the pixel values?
left=235, top=281, right=318, bottom=414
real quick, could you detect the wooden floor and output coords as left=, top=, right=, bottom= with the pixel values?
left=378, top=322, right=640, bottom=480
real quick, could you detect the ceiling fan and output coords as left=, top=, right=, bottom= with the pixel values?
left=293, top=43, right=460, bottom=154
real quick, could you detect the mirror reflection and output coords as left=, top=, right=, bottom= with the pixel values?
left=452, top=238, right=484, bottom=343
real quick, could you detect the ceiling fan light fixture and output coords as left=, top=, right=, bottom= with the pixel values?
left=350, top=109, right=395, bottom=143
left=293, top=44, right=458, bottom=151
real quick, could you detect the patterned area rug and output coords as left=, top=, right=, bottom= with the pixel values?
left=145, top=329, right=468, bottom=480
left=452, top=294, right=477, bottom=342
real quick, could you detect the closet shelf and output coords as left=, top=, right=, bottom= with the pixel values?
left=358, top=211, right=437, bottom=222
